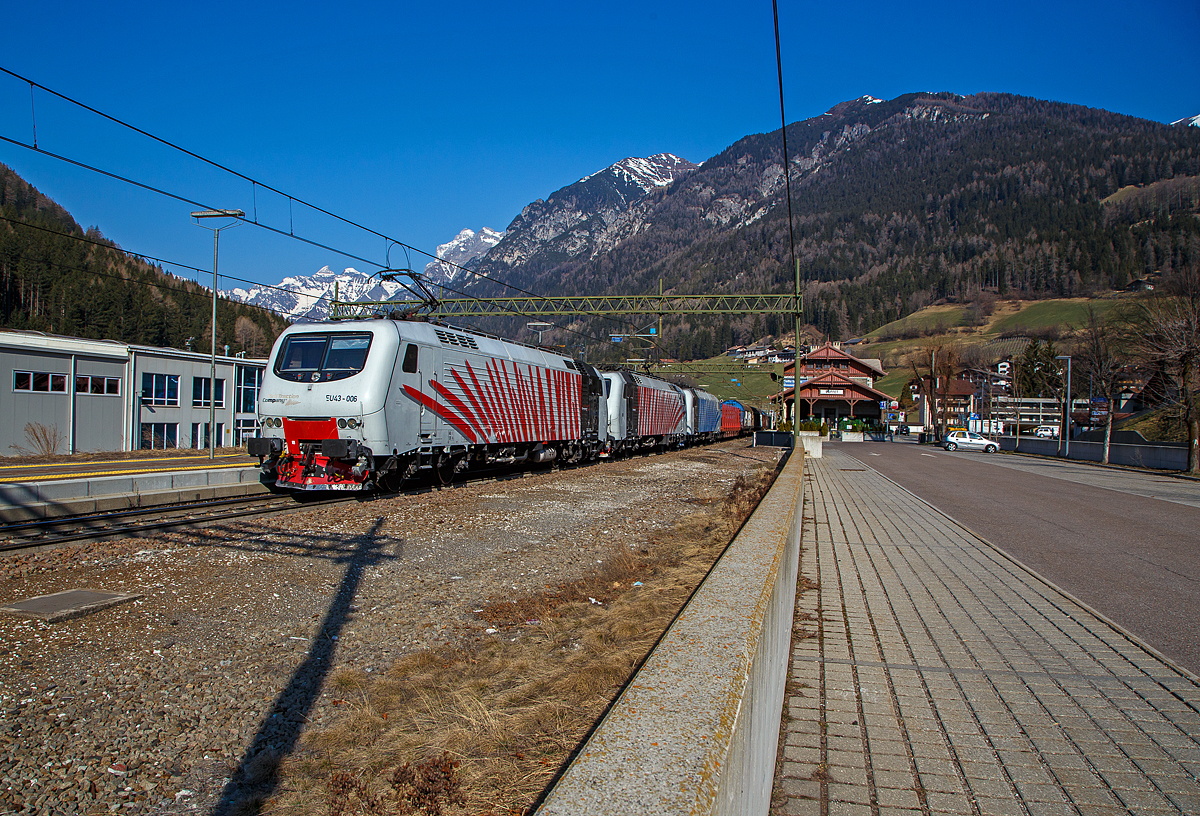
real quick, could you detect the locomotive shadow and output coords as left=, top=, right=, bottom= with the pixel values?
left=209, top=517, right=389, bottom=816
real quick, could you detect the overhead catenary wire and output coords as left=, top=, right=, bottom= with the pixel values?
left=0, top=130, right=659, bottom=350
left=0, top=114, right=647, bottom=345
left=0, top=213, right=610, bottom=345
left=0, top=219, right=298, bottom=322
left=0, top=65, right=601, bottom=306
left=0, top=65, right=743, bottom=370
left=3, top=214, right=767, bottom=389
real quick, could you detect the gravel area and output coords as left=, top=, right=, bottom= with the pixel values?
left=0, top=440, right=782, bottom=815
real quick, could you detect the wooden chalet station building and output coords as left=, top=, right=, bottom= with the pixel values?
left=773, top=343, right=893, bottom=425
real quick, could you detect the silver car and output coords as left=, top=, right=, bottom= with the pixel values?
left=943, top=430, right=998, bottom=453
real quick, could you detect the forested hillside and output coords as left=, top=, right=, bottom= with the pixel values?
left=467, top=93, right=1200, bottom=358
left=0, top=163, right=286, bottom=355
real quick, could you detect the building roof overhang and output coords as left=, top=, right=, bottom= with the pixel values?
left=772, top=370, right=894, bottom=404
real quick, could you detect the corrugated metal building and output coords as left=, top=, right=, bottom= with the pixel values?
left=1, top=330, right=267, bottom=455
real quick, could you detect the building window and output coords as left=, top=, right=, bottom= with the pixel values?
left=140, top=422, right=178, bottom=449
left=141, top=373, right=179, bottom=406
left=192, top=377, right=226, bottom=408
left=234, top=418, right=259, bottom=446
left=13, top=371, right=68, bottom=393
left=235, top=367, right=262, bottom=413
left=76, top=375, right=121, bottom=396
left=191, top=422, right=225, bottom=449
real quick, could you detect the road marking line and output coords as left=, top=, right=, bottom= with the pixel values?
left=920, top=453, right=935, bottom=457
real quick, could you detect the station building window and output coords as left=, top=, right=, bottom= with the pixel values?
left=141, top=373, right=179, bottom=406
left=192, top=377, right=226, bottom=408
left=191, top=422, right=225, bottom=449
left=141, top=422, right=178, bottom=449
left=234, top=418, right=259, bottom=446
left=236, top=367, right=262, bottom=413
left=13, top=371, right=69, bottom=393
left=76, top=375, right=121, bottom=396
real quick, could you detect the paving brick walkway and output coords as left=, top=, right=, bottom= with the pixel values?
left=774, top=450, right=1200, bottom=815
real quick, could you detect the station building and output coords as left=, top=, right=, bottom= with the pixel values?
left=772, top=342, right=892, bottom=425
left=0, top=330, right=267, bottom=456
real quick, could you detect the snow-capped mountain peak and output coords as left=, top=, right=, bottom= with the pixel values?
left=224, top=266, right=410, bottom=322
left=422, top=226, right=504, bottom=287
left=1171, top=113, right=1200, bottom=127
left=578, top=153, right=695, bottom=192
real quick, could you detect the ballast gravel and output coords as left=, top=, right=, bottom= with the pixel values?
left=0, top=440, right=782, bottom=815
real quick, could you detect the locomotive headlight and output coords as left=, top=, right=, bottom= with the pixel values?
left=337, top=418, right=347, bottom=429
left=347, top=418, right=360, bottom=429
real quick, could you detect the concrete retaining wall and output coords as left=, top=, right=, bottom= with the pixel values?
left=536, top=449, right=805, bottom=816
left=1001, top=437, right=1189, bottom=470
left=0, top=466, right=269, bottom=522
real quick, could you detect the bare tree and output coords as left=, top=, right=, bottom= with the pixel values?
left=1133, top=265, right=1200, bottom=473
left=234, top=316, right=268, bottom=357
left=908, top=343, right=960, bottom=440
left=1075, top=307, right=1130, bottom=465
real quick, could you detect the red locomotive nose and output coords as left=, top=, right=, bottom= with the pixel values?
left=281, top=417, right=340, bottom=455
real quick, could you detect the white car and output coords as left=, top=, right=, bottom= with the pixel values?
left=943, top=430, right=998, bottom=453
left=1034, top=426, right=1058, bottom=438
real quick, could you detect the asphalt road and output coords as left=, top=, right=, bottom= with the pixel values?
left=835, top=437, right=1200, bottom=677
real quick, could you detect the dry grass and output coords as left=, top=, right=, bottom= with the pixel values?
left=267, top=467, right=776, bottom=816
left=9, top=421, right=66, bottom=457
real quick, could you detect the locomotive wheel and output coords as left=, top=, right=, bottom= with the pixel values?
left=380, top=469, right=405, bottom=492
left=379, top=457, right=416, bottom=492
left=435, top=454, right=456, bottom=485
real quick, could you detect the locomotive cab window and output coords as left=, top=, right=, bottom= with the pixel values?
left=274, top=332, right=373, bottom=382
left=401, top=343, right=419, bottom=374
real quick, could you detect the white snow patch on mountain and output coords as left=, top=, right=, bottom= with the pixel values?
left=422, top=227, right=504, bottom=286
left=225, top=266, right=411, bottom=322
left=578, top=153, right=694, bottom=191
left=1171, top=113, right=1200, bottom=127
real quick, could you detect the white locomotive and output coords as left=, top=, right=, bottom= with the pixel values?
left=246, top=319, right=728, bottom=492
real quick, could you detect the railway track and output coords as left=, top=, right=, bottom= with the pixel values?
left=0, top=493, right=362, bottom=554
left=0, top=444, right=694, bottom=555
left=0, top=460, right=554, bottom=554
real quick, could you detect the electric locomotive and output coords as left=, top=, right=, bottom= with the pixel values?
left=247, top=319, right=608, bottom=491
left=599, top=370, right=688, bottom=457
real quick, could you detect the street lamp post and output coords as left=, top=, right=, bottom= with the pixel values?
left=191, top=209, right=244, bottom=459
left=526, top=321, right=552, bottom=346
left=1055, top=354, right=1072, bottom=459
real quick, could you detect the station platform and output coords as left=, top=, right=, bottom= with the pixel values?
left=776, top=450, right=1200, bottom=815
left=0, top=459, right=268, bottom=522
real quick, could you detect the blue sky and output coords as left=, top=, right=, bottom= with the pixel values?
left=1, top=0, right=1197, bottom=292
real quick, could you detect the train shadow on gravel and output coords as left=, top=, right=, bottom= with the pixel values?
left=209, top=517, right=389, bottom=816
